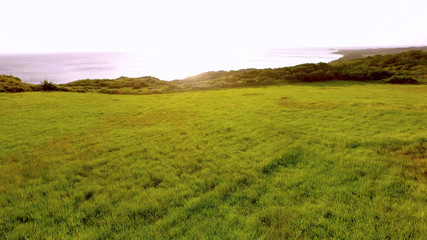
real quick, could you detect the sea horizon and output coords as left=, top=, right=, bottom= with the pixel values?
left=0, top=48, right=342, bottom=84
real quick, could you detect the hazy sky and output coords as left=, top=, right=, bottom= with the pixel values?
left=1, top=0, right=426, bottom=53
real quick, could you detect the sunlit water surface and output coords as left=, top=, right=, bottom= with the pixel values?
left=0, top=48, right=341, bottom=84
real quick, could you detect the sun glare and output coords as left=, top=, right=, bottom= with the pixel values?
left=139, top=47, right=251, bottom=79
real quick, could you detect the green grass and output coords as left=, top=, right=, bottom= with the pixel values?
left=0, top=75, right=37, bottom=93
left=1, top=81, right=426, bottom=239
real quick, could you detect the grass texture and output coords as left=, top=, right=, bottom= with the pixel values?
left=1, top=81, right=426, bottom=239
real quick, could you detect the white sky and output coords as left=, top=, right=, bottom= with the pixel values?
left=0, top=0, right=426, bottom=53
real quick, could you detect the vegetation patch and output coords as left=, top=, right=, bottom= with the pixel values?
left=278, top=98, right=337, bottom=110
left=0, top=75, right=37, bottom=92
left=262, top=147, right=304, bottom=175
left=386, top=76, right=419, bottom=84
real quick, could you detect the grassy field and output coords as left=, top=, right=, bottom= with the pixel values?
left=1, top=81, right=426, bottom=239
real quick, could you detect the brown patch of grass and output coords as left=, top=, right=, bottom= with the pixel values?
left=396, top=151, right=427, bottom=182
left=392, top=138, right=427, bottom=182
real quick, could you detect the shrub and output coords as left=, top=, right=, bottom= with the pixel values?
left=41, top=80, right=58, bottom=91
left=385, top=76, right=419, bottom=84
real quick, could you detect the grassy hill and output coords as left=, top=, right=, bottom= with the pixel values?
left=332, top=46, right=427, bottom=62
left=0, top=75, right=38, bottom=92
left=1, top=82, right=426, bottom=239
left=58, top=50, right=427, bottom=95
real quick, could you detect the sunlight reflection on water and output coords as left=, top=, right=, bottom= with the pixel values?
left=0, top=48, right=341, bottom=84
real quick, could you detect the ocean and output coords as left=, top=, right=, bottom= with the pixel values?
left=0, top=49, right=341, bottom=84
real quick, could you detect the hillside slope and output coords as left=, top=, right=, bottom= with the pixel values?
left=332, top=46, right=427, bottom=62
left=59, top=50, right=427, bottom=94
left=0, top=75, right=37, bottom=92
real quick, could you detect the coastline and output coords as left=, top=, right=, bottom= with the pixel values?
left=331, top=46, right=427, bottom=62
left=0, top=48, right=341, bottom=84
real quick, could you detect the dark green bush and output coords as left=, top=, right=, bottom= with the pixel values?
left=385, top=76, right=418, bottom=84
left=41, top=80, right=58, bottom=91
